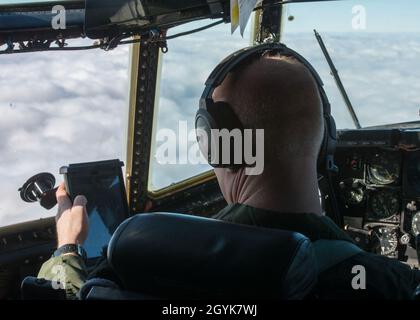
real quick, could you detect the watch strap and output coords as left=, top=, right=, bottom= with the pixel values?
left=53, top=244, right=87, bottom=261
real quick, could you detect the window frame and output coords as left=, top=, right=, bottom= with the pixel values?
left=131, top=16, right=263, bottom=201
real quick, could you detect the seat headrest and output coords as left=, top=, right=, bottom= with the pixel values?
left=107, top=213, right=317, bottom=299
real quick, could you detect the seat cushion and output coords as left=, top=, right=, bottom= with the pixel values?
left=107, top=212, right=317, bottom=299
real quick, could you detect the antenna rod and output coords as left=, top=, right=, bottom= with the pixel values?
left=314, top=29, right=362, bottom=129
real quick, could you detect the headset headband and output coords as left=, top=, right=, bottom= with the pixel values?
left=199, top=42, right=331, bottom=117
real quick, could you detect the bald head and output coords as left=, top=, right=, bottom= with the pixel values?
left=213, top=53, right=324, bottom=168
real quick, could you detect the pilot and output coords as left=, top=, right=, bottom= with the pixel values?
left=37, top=48, right=420, bottom=300
left=206, top=51, right=420, bottom=298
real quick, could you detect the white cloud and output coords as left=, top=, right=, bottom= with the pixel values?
left=0, top=40, right=129, bottom=226
left=1, top=29, right=420, bottom=226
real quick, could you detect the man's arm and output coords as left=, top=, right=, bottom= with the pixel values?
left=37, top=183, right=89, bottom=299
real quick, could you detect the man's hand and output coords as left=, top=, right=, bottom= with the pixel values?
left=55, top=183, right=89, bottom=248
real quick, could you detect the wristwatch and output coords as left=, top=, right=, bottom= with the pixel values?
left=53, top=244, right=87, bottom=261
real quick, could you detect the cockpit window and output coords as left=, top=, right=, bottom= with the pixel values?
left=282, top=0, right=420, bottom=129
left=0, top=42, right=129, bottom=226
left=148, top=20, right=254, bottom=191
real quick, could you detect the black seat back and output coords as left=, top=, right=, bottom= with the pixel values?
left=107, top=213, right=317, bottom=299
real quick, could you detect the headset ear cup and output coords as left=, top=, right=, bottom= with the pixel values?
left=195, top=108, right=216, bottom=165
left=327, top=115, right=337, bottom=147
left=207, top=102, right=244, bottom=132
left=195, top=102, right=245, bottom=168
left=318, top=114, right=337, bottom=172
left=209, top=102, right=245, bottom=168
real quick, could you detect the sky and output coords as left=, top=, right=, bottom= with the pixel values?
left=0, top=0, right=420, bottom=226
left=284, top=0, right=420, bottom=33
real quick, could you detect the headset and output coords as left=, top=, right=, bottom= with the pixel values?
left=195, top=42, right=337, bottom=173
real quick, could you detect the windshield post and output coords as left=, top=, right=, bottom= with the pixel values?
left=314, top=29, right=362, bottom=129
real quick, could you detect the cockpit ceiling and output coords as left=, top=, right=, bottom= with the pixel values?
left=0, top=0, right=351, bottom=44
left=0, top=0, right=230, bottom=43
left=84, top=0, right=230, bottom=39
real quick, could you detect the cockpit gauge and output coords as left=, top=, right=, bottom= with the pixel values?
left=368, top=152, right=400, bottom=185
left=400, top=233, right=410, bottom=245
left=374, top=227, right=399, bottom=256
left=369, top=190, right=400, bottom=219
left=339, top=179, right=365, bottom=207
left=412, top=212, right=420, bottom=236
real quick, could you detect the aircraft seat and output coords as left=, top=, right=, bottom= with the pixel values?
left=83, top=212, right=318, bottom=300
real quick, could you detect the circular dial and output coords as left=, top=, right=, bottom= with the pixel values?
left=339, top=179, right=365, bottom=207
left=368, top=153, right=400, bottom=185
left=375, top=227, right=398, bottom=256
left=412, top=212, right=420, bottom=236
left=369, top=191, right=400, bottom=219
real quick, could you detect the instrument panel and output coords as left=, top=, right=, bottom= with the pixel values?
left=333, top=129, right=420, bottom=265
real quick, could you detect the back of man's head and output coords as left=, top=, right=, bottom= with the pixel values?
left=212, top=53, right=324, bottom=168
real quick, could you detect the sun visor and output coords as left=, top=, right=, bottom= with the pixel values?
left=84, top=0, right=228, bottom=39
left=0, top=1, right=85, bottom=44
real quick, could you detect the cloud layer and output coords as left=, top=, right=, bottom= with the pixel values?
left=1, top=28, right=419, bottom=226
left=0, top=40, right=129, bottom=226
